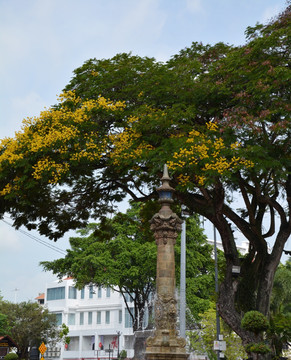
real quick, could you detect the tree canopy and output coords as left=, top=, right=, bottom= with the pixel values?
left=41, top=202, right=215, bottom=330
left=0, top=300, right=61, bottom=360
left=0, top=4, right=290, bottom=347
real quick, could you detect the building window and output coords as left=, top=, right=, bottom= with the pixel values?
left=97, top=311, right=101, bottom=324
left=80, top=288, right=85, bottom=299
left=125, top=308, right=134, bottom=328
left=89, top=285, right=94, bottom=299
left=68, top=313, right=75, bottom=325
left=105, top=311, right=110, bottom=324
left=106, top=286, right=111, bottom=298
left=79, top=312, right=84, bottom=325
left=69, top=286, right=77, bottom=299
left=98, top=286, right=102, bottom=298
left=119, top=310, right=122, bottom=324
left=54, top=313, right=62, bottom=326
left=88, top=311, right=92, bottom=325
left=47, top=287, right=65, bottom=301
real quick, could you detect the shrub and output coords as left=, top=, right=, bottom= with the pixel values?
left=119, top=349, right=127, bottom=359
left=241, top=311, right=269, bottom=334
left=4, top=353, right=18, bottom=360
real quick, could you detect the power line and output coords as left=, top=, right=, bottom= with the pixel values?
left=1, top=217, right=67, bottom=256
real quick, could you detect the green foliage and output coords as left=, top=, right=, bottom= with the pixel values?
left=271, top=259, right=291, bottom=316
left=175, top=216, right=216, bottom=319
left=4, top=353, right=18, bottom=360
left=244, top=342, right=271, bottom=354
left=241, top=311, right=269, bottom=334
left=188, top=305, right=247, bottom=360
left=268, top=313, right=291, bottom=357
left=268, top=259, right=291, bottom=357
left=0, top=313, right=10, bottom=335
left=0, top=301, right=60, bottom=360
left=59, top=323, right=70, bottom=345
left=119, top=349, right=127, bottom=359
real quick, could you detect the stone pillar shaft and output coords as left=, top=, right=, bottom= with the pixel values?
left=156, top=237, right=175, bottom=297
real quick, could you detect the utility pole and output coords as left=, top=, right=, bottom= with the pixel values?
left=214, top=225, right=221, bottom=360
left=180, top=207, right=187, bottom=338
left=13, top=288, right=19, bottom=303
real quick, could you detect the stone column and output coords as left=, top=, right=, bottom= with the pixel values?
left=145, top=165, right=189, bottom=360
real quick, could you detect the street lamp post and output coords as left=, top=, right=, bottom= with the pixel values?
left=213, top=225, right=221, bottom=360
left=180, top=207, right=187, bottom=339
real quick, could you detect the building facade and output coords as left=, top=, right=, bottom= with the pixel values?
left=39, top=277, right=135, bottom=359
left=39, top=239, right=249, bottom=360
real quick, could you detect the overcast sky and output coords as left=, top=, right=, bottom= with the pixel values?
left=0, top=0, right=289, bottom=303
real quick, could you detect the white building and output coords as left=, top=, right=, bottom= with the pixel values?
left=207, top=239, right=249, bottom=255
left=39, top=277, right=135, bottom=359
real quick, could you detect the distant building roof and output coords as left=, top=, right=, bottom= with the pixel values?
left=63, top=276, right=74, bottom=280
left=0, top=335, right=19, bottom=349
left=35, top=293, right=45, bottom=300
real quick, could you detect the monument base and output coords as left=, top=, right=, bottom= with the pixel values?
left=145, top=329, right=189, bottom=360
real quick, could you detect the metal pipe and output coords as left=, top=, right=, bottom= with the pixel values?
left=180, top=218, right=186, bottom=338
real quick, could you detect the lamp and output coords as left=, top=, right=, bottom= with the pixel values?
left=157, top=164, right=174, bottom=203
left=232, top=265, right=241, bottom=276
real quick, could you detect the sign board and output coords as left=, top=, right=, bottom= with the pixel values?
left=39, top=343, right=47, bottom=355
left=213, top=341, right=220, bottom=350
left=213, top=340, right=227, bottom=351
left=219, top=341, right=226, bottom=351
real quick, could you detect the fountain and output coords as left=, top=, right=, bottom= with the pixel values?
left=145, top=165, right=189, bottom=360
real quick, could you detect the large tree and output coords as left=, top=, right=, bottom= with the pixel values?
left=41, top=202, right=215, bottom=331
left=0, top=4, right=290, bottom=349
left=0, top=301, right=61, bottom=360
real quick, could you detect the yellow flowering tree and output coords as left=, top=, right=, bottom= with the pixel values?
left=0, top=7, right=290, bottom=354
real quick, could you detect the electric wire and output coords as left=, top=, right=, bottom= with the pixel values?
left=1, top=217, right=67, bottom=256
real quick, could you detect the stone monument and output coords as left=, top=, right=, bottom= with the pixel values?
left=145, top=164, right=189, bottom=360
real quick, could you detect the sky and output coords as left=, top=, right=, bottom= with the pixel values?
left=0, top=0, right=289, bottom=303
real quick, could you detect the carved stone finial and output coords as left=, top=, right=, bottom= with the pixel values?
left=162, top=164, right=170, bottom=181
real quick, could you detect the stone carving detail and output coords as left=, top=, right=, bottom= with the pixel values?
left=150, top=213, right=182, bottom=245
left=177, top=337, right=187, bottom=348
left=155, top=294, right=177, bottom=330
